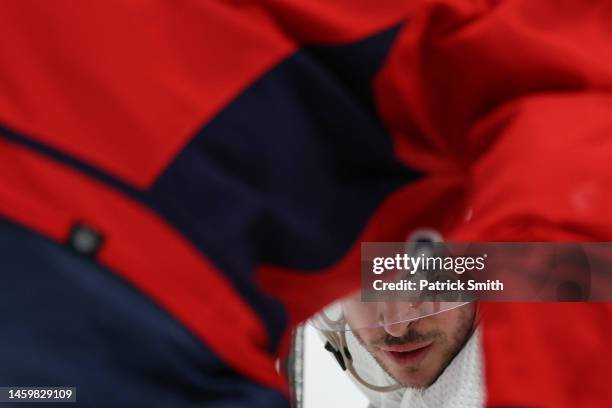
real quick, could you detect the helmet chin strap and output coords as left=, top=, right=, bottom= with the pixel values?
left=321, top=328, right=404, bottom=393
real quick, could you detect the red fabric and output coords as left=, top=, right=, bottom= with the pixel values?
left=481, top=303, right=612, bottom=408
left=0, top=0, right=415, bottom=189
left=0, top=0, right=294, bottom=188
left=370, top=0, right=612, bottom=406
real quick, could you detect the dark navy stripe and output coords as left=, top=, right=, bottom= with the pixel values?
left=0, top=124, right=135, bottom=195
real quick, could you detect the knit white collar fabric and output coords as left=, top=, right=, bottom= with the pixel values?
left=347, top=328, right=485, bottom=408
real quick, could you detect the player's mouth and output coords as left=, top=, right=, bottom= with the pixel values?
left=380, top=341, right=433, bottom=366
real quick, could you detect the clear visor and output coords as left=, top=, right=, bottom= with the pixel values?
left=310, top=290, right=470, bottom=332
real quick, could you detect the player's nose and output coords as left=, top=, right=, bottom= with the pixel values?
left=381, top=302, right=413, bottom=336
left=382, top=320, right=410, bottom=337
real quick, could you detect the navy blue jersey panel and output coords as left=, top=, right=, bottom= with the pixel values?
left=305, top=24, right=402, bottom=112
left=150, top=49, right=416, bottom=269
left=0, top=219, right=289, bottom=408
left=148, top=25, right=420, bottom=343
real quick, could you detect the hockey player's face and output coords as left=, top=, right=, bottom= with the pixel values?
left=346, top=303, right=476, bottom=389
